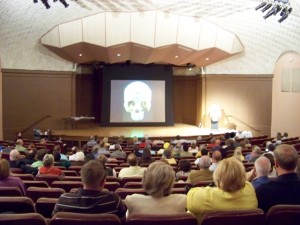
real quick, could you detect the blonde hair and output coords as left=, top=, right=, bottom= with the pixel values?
left=143, top=161, right=175, bottom=198
left=0, top=159, right=10, bottom=179
left=213, top=157, right=246, bottom=192
left=43, top=154, right=54, bottom=167
left=233, top=147, right=243, bottom=161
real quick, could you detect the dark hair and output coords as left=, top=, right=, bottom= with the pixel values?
left=36, top=149, right=48, bottom=161
left=178, top=159, right=191, bottom=173
left=201, top=149, right=209, bottom=156
left=183, top=144, right=189, bottom=152
left=263, top=153, right=275, bottom=172
left=53, top=152, right=61, bottom=162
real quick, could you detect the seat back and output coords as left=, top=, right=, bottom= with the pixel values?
left=51, top=181, right=83, bottom=192
left=35, top=174, right=62, bottom=186
left=0, top=196, right=35, bottom=213
left=35, top=197, right=58, bottom=218
left=123, top=182, right=143, bottom=189
left=125, top=213, right=197, bottom=225
left=115, top=188, right=147, bottom=199
left=0, top=186, right=23, bottom=196
left=0, top=213, right=47, bottom=225
left=201, top=209, right=265, bottom=225
left=11, top=173, right=35, bottom=180
left=265, top=204, right=300, bottom=225
left=23, top=180, right=50, bottom=189
left=104, top=182, right=121, bottom=192
left=50, top=212, right=121, bottom=225
left=120, top=177, right=143, bottom=187
left=26, top=186, right=65, bottom=202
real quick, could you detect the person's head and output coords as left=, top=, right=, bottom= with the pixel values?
left=43, top=154, right=55, bottom=167
left=163, top=149, right=172, bottom=159
left=141, top=147, right=152, bottom=160
left=255, top=156, right=271, bottom=177
left=263, top=153, right=275, bottom=172
left=200, top=148, right=208, bottom=156
left=16, top=139, right=24, bottom=146
left=27, top=148, right=37, bottom=160
left=81, top=160, right=106, bottom=189
left=276, top=132, right=282, bottom=140
left=143, top=161, right=175, bottom=198
left=53, top=145, right=62, bottom=154
left=127, top=153, right=138, bottom=166
left=97, top=154, right=108, bottom=165
left=212, top=150, right=222, bottom=163
left=283, top=132, right=288, bottom=138
left=175, top=135, right=181, bottom=140
left=190, top=140, right=197, bottom=148
left=213, top=157, right=246, bottom=192
left=36, top=149, right=48, bottom=161
left=183, top=144, right=189, bottom=152
left=251, top=146, right=261, bottom=156
left=215, top=139, right=221, bottom=146
left=9, top=149, right=21, bottom=161
left=71, top=146, right=78, bottom=154
left=177, top=159, right=191, bottom=172
left=0, top=159, right=10, bottom=179
left=197, top=155, right=211, bottom=169
left=114, top=144, right=121, bottom=151
left=210, top=137, right=216, bottom=144
left=233, top=147, right=243, bottom=160
left=274, top=144, right=298, bottom=173
left=268, top=144, right=275, bottom=152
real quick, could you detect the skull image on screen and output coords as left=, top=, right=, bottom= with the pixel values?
left=124, top=81, right=152, bottom=121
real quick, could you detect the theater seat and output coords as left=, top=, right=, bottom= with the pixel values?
left=23, top=180, right=50, bottom=189
left=50, top=212, right=122, bottom=225
left=0, top=213, right=47, bottom=225
left=51, top=181, right=83, bottom=192
left=265, top=204, right=300, bottom=225
left=0, top=186, right=23, bottom=196
left=201, top=209, right=265, bottom=225
left=35, top=197, right=58, bottom=218
left=125, top=213, right=197, bottom=225
left=0, top=196, right=35, bottom=213
left=26, top=187, right=65, bottom=203
left=35, top=174, right=62, bottom=186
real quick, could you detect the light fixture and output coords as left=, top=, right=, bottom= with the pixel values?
left=34, top=0, right=69, bottom=9
left=175, top=55, right=179, bottom=58
left=79, top=53, right=83, bottom=57
left=117, top=53, right=121, bottom=57
left=255, top=0, right=293, bottom=23
left=187, top=63, right=194, bottom=71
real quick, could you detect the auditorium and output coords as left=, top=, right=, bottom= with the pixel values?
left=0, top=1, right=300, bottom=224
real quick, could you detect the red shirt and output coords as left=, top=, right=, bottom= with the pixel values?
left=39, top=166, right=63, bottom=176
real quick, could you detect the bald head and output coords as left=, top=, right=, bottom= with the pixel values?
left=255, top=156, right=271, bottom=177
left=9, top=149, right=21, bottom=161
left=127, top=153, right=138, bottom=166
left=212, top=150, right=222, bottom=162
left=198, top=155, right=211, bottom=169
left=274, top=144, right=298, bottom=171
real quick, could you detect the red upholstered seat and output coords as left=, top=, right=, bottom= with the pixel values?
left=0, top=196, right=35, bottom=213
left=50, top=212, right=122, bottom=225
left=0, top=213, right=47, bottom=225
left=201, top=209, right=265, bottom=225
left=125, top=213, right=197, bottom=225
left=265, top=204, right=300, bottom=225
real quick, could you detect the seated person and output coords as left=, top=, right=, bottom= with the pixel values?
left=39, top=154, right=63, bottom=177
left=52, top=160, right=127, bottom=220
left=0, top=159, right=26, bottom=195
left=9, top=149, right=38, bottom=175
left=162, top=148, right=177, bottom=165
left=187, top=155, right=213, bottom=185
left=180, top=144, right=193, bottom=158
left=97, top=155, right=117, bottom=177
left=125, top=161, right=186, bottom=216
left=138, top=146, right=155, bottom=165
left=176, top=159, right=192, bottom=181
left=31, top=148, right=48, bottom=168
left=53, top=152, right=71, bottom=169
left=118, top=154, right=147, bottom=179
left=187, top=157, right=258, bottom=224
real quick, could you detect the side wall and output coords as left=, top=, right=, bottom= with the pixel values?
left=272, top=52, right=300, bottom=137
left=201, top=75, right=273, bottom=137
left=2, top=70, right=75, bottom=140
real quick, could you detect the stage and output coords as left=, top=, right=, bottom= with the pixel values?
left=53, top=123, right=237, bottom=141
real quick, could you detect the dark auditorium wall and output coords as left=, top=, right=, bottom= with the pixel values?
left=2, top=69, right=75, bottom=140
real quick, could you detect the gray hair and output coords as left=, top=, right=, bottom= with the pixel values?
left=198, top=155, right=211, bottom=169
left=255, top=156, right=271, bottom=176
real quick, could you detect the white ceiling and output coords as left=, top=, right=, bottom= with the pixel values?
left=0, top=0, right=300, bottom=74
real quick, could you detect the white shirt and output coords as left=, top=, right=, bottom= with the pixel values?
left=118, top=166, right=147, bottom=179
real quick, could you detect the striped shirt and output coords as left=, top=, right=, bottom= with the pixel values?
left=52, top=188, right=126, bottom=218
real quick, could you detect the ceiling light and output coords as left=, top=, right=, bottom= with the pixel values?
left=117, top=53, right=121, bottom=57
left=175, top=55, right=179, bottom=58
left=79, top=53, right=83, bottom=57
left=205, top=58, right=209, bottom=61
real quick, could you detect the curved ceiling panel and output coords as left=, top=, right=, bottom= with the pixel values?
left=41, top=10, right=244, bottom=67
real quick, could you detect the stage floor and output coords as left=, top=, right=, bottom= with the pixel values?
left=53, top=123, right=235, bottom=139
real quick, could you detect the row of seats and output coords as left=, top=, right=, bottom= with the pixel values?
left=0, top=203, right=300, bottom=225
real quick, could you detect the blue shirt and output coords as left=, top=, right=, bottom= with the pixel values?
left=252, top=176, right=269, bottom=189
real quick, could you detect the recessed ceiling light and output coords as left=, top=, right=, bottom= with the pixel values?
left=117, top=53, right=121, bottom=57
left=79, top=53, right=83, bottom=57
left=175, top=55, right=178, bottom=58
left=205, top=57, right=209, bottom=61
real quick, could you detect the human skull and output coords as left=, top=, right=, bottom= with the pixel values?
left=124, top=81, right=152, bottom=121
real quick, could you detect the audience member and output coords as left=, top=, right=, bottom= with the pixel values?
left=110, top=144, right=127, bottom=159
left=209, top=150, right=222, bottom=172
left=9, top=149, right=38, bottom=175
left=282, top=132, right=288, bottom=140
left=0, top=159, right=26, bottom=195
left=31, top=148, right=48, bottom=168
left=53, top=145, right=68, bottom=161
left=273, top=132, right=282, bottom=145
left=262, top=153, right=277, bottom=178
left=52, top=160, right=127, bottom=219
left=97, top=142, right=111, bottom=156
left=256, top=144, right=300, bottom=213
left=138, top=146, right=155, bottom=165
left=180, top=144, right=193, bottom=158
left=86, top=135, right=99, bottom=147
left=247, top=156, right=271, bottom=189
left=187, top=155, right=213, bottom=185
left=39, top=154, right=63, bottom=177
left=15, top=139, right=28, bottom=154
left=187, top=157, right=258, bottom=224
left=54, top=152, right=71, bottom=169
left=233, top=147, right=245, bottom=161
left=188, top=140, right=198, bottom=154
left=162, top=148, right=177, bottom=165
left=97, top=155, right=117, bottom=177
left=173, top=142, right=183, bottom=158
left=132, top=144, right=142, bottom=158
left=195, top=145, right=208, bottom=159
left=247, top=146, right=261, bottom=162
left=118, top=154, right=146, bottom=178
left=176, top=159, right=192, bottom=181
left=125, top=161, right=186, bottom=216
